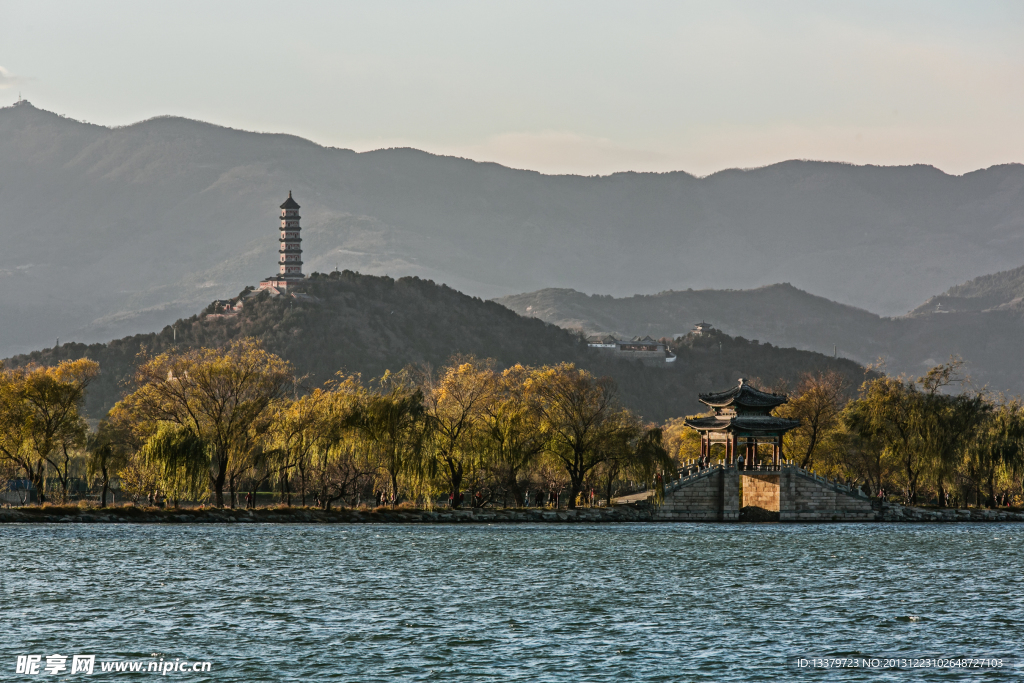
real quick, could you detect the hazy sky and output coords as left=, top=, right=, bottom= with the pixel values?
left=2, top=0, right=1022, bottom=176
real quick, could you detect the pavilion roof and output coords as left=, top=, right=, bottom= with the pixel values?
left=698, top=379, right=788, bottom=409
left=684, top=415, right=801, bottom=433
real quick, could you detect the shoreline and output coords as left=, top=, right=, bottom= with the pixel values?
left=1, top=503, right=1023, bottom=524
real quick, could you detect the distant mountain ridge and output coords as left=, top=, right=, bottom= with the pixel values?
left=495, top=272, right=1024, bottom=396
left=3, top=100, right=1024, bottom=357
left=911, top=263, right=1024, bottom=315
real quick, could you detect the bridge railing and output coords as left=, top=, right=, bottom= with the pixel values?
left=665, top=462, right=723, bottom=492
left=789, top=465, right=869, bottom=498
left=666, top=461, right=870, bottom=499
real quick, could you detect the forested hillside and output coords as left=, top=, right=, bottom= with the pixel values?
left=911, top=263, right=1024, bottom=314
left=7, top=272, right=866, bottom=423
left=497, top=282, right=1024, bottom=396
left=3, top=100, right=1024, bottom=356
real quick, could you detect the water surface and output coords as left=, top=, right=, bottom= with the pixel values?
left=2, top=523, right=1021, bottom=681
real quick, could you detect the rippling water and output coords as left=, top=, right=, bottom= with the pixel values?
left=2, top=523, right=1022, bottom=681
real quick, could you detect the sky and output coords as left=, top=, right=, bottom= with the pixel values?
left=1, top=0, right=1022, bottom=176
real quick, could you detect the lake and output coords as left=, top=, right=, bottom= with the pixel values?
left=2, top=523, right=1021, bottom=681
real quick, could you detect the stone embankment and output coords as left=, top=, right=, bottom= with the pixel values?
left=0, top=505, right=653, bottom=524
left=877, top=503, right=1024, bottom=522
left=2, top=503, right=1022, bottom=524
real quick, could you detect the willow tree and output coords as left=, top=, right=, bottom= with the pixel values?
left=141, top=422, right=210, bottom=508
left=527, top=363, right=642, bottom=509
left=918, top=392, right=989, bottom=506
left=305, top=378, right=373, bottom=510
left=480, top=364, right=547, bottom=507
left=421, top=359, right=495, bottom=508
left=0, top=359, right=98, bottom=503
left=347, top=370, right=427, bottom=507
left=971, top=400, right=1024, bottom=508
left=0, top=364, right=31, bottom=496
left=273, top=377, right=365, bottom=507
left=845, top=375, right=924, bottom=503
left=627, top=426, right=673, bottom=506
left=841, top=399, right=894, bottom=497
left=118, top=339, right=294, bottom=508
left=273, top=391, right=325, bottom=507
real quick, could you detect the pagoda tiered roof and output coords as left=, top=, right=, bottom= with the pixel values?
left=280, top=191, right=300, bottom=210
left=698, top=379, right=788, bottom=409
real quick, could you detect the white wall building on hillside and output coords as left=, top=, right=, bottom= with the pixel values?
left=585, top=334, right=676, bottom=366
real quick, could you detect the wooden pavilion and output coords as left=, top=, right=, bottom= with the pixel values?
left=684, top=379, right=800, bottom=469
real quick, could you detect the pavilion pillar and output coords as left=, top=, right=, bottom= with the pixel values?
left=778, top=438, right=785, bottom=465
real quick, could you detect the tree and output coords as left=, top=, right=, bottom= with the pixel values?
left=846, top=375, right=923, bottom=503
left=421, top=359, right=495, bottom=508
left=661, top=417, right=700, bottom=466
left=275, top=376, right=373, bottom=510
left=918, top=392, right=989, bottom=507
left=87, top=419, right=132, bottom=507
left=0, top=364, right=32, bottom=497
left=480, top=364, right=547, bottom=507
left=626, top=426, right=673, bottom=506
left=118, top=339, right=294, bottom=507
left=141, top=423, right=211, bottom=508
left=527, top=363, right=640, bottom=509
left=273, top=391, right=327, bottom=507
left=347, top=370, right=427, bottom=507
left=778, top=371, right=849, bottom=470
left=843, top=359, right=992, bottom=505
left=0, top=359, right=98, bottom=503
left=117, top=451, right=161, bottom=505
left=971, top=400, right=1024, bottom=508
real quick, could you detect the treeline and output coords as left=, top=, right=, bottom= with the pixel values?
left=664, top=361, right=1024, bottom=508
left=2, top=342, right=1022, bottom=511
left=1, top=339, right=670, bottom=510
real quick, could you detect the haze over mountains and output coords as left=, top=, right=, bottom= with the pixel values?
left=2, top=100, right=1024, bottom=361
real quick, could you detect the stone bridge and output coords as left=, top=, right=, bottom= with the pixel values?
left=654, top=464, right=876, bottom=522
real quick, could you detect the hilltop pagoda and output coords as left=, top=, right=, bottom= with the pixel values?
left=684, top=379, right=800, bottom=469
left=260, top=191, right=304, bottom=290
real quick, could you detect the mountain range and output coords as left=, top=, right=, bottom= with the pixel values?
left=3, top=100, right=1024, bottom=359
left=496, top=263, right=1024, bottom=396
